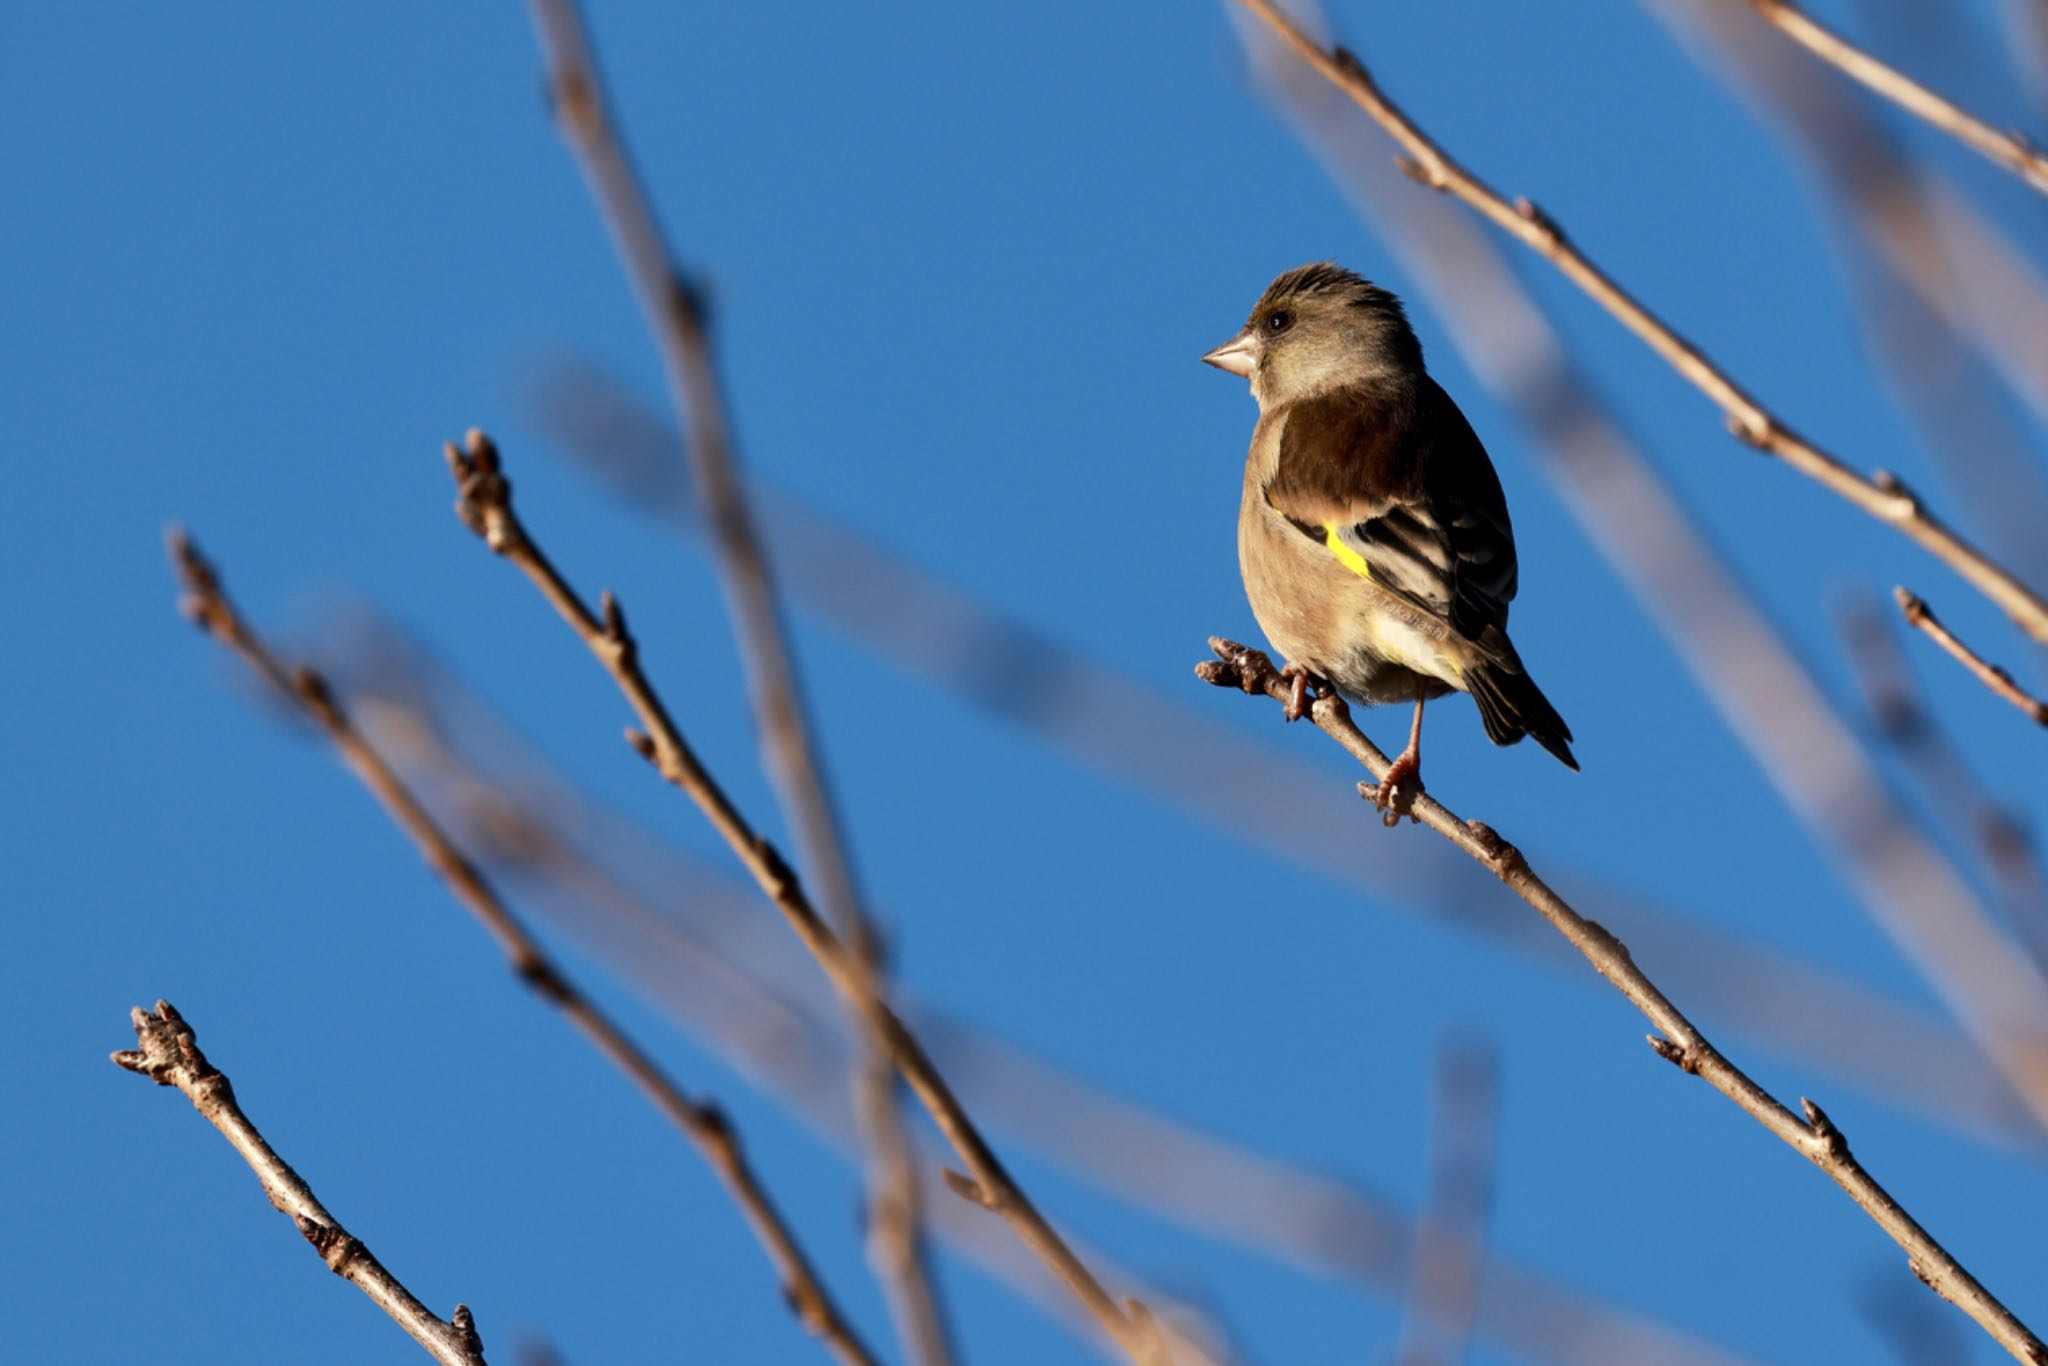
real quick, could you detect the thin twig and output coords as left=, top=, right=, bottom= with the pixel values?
left=167, top=532, right=877, bottom=1366
left=1658, top=0, right=2048, bottom=561
left=519, top=4, right=951, bottom=1359
left=446, top=431, right=1161, bottom=1364
left=1837, top=593, right=2048, bottom=976
left=1743, top=0, right=2048, bottom=196
left=1394, top=1038, right=1498, bottom=1366
left=1232, top=0, right=2048, bottom=647
left=1895, top=588, right=2048, bottom=727
left=112, top=1001, right=491, bottom=1366
left=1197, top=638, right=2047, bottom=1365
left=335, top=613, right=1766, bottom=1366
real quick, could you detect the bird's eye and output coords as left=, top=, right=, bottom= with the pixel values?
left=1266, top=310, right=1295, bottom=334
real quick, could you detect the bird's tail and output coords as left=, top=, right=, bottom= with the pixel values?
left=1467, top=661, right=1578, bottom=771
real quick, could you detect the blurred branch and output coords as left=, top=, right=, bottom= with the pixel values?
left=168, top=532, right=878, bottom=1366
left=1232, top=0, right=2048, bottom=1134
left=1896, top=588, right=2048, bottom=727
left=521, top=4, right=947, bottom=1357
left=1651, top=0, right=2048, bottom=587
left=112, top=1001, right=490, bottom=1366
left=446, top=431, right=1162, bottom=1364
left=333, top=608, right=1762, bottom=1366
left=1394, top=1038, right=1498, bottom=1366
left=2003, top=0, right=2048, bottom=118
left=1743, top=0, right=2048, bottom=196
left=1198, top=638, right=2046, bottom=1365
left=520, top=3, right=949, bottom=1359
left=1232, top=0, right=2048, bottom=648
left=1837, top=592, right=2048, bottom=975
left=526, top=362, right=2045, bottom=1154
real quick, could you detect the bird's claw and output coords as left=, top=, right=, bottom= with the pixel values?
left=1364, top=751, right=1424, bottom=827
left=1280, top=664, right=1324, bottom=723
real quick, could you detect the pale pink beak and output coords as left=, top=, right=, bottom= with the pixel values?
left=1201, top=332, right=1257, bottom=378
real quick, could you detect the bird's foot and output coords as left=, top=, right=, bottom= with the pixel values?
left=1363, top=747, right=1424, bottom=828
left=1280, top=663, right=1326, bottom=723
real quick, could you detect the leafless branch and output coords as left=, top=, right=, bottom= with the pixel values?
left=1232, top=0, right=2048, bottom=647
left=167, top=531, right=878, bottom=1366
left=1895, top=588, right=2048, bottom=727
left=518, top=3, right=951, bottom=1358
left=525, top=365, right=2045, bottom=1153
left=1837, top=593, right=2048, bottom=977
left=1231, top=0, right=2048, bottom=1135
left=1198, top=638, right=2047, bottom=1365
left=1394, top=1038, right=1498, bottom=1366
left=331, top=609, right=1766, bottom=1366
left=112, top=1001, right=490, bottom=1366
left=446, top=431, right=1162, bottom=1364
left=1742, top=0, right=2048, bottom=196
left=1654, top=0, right=2048, bottom=567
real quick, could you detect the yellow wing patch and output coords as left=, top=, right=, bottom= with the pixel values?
left=1322, top=523, right=1372, bottom=580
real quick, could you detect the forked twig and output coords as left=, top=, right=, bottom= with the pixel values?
left=1197, top=638, right=2046, bottom=1365
left=1744, top=0, right=2048, bottom=197
left=445, top=432, right=1162, bottom=1364
left=168, top=532, right=877, bottom=1366
left=1231, top=0, right=2048, bottom=647
left=520, top=3, right=951, bottom=1355
left=113, top=1001, right=490, bottom=1366
left=1895, top=588, right=2048, bottom=727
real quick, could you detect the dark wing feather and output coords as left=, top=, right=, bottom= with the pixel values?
left=1264, top=379, right=1518, bottom=644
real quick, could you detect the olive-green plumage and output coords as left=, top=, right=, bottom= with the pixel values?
left=1204, top=263, right=1577, bottom=772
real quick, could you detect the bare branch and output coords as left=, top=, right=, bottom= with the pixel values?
left=1656, top=0, right=2048, bottom=563
left=1197, top=638, right=2047, bottom=1365
left=1395, top=1038, right=1498, bottom=1366
left=112, top=1001, right=490, bottom=1366
left=167, top=531, right=877, bottom=1366
left=1896, top=588, right=2048, bottom=728
left=1231, top=0, right=2048, bottom=646
left=519, top=4, right=950, bottom=1358
left=525, top=365, right=2045, bottom=1153
left=335, top=611, right=1769, bottom=1366
left=446, top=432, right=1161, bottom=1364
left=1743, top=0, right=2048, bottom=196
left=1837, top=593, right=2048, bottom=975
left=1230, top=0, right=2048, bottom=1136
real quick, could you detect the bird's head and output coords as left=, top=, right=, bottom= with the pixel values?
left=1202, top=262, right=1421, bottom=409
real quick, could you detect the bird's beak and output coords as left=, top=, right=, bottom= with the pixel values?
left=1201, top=332, right=1257, bottom=378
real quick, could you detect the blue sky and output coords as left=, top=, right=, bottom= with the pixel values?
left=7, top=2, right=2047, bottom=1362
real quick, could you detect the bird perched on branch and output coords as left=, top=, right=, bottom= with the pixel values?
left=1203, top=263, right=1576, bottom=814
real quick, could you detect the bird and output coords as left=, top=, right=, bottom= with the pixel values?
left=1202, top=262, right=1576, bottom=815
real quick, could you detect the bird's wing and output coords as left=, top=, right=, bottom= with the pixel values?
left=1263, top=380, right=1518, bottom=646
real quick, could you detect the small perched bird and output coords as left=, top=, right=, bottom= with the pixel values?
left=1203, top=263, right=1576, bottom=811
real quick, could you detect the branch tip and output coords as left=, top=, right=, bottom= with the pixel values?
left=1724, top=412, right=1772, bottom=448
left=754, top=837, right=798, bottom=900
left=452, top=1305, right=483, bottom=1355
left=463, top=428, right=498, bottom=469
left=1647, top=1035, right=1699, bottom=1073
left=940, top=1168, right=995, bottom=1209
left=292, top=665, right=334, bottom=711
left=1803, top=1098, right=1849, bottom=1158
